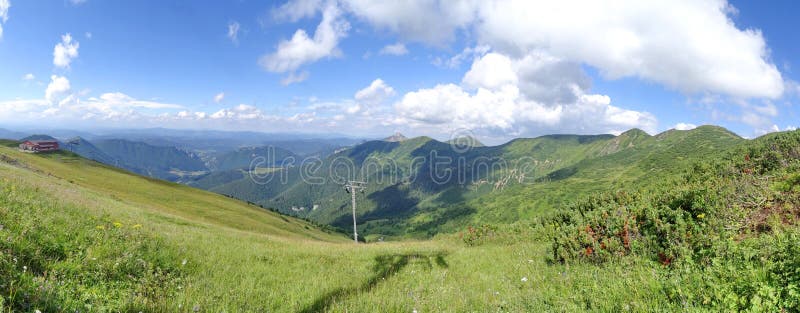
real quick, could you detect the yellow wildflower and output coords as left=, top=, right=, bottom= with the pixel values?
left=113, top=222, right=123, bottom=228
left=132, top=224, right=142, bottom=229
left=696, top=213, right=705, bottom=219
left=95, top=225, right=105, bottom=230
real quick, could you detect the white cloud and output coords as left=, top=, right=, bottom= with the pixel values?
left=379, top=43, right=408, bottom=56
left=272, top=0, right=323, bottom=22
left=53, top=33, right=79, bottom=69
left=331, top=0, right=784, bottom=99
left=210, top=104, right=267, bottom=120
left=674, top=123, right=697, bottom=131
left=69, top=0, right=87, bottom=5
left=0, top=0, right=7, bottom=22
left=0, top=99, right=49, bottom=120
left=355, top=79, right=395, bottom=106
left=87, top=92, right=183, bottom=110
left=259, top=4, right=349, bottom=73
left=394, top=52, right=656, bottom=136
left=281, top=71, right=309, bottom=85
left=214, top=92, right=225, bottom=103
left=341, top=0, right=478, bottom=45
left=22, top=73, right=35, bottom=81
left=84, top=32, right=92, bottom=39
left=0, top=0, right=10, bottom=39
left=462, top=52, right=517, bottom=91
left=45, top=75, right=71, bottom=103
left=227, top=21, right=240, bottom=44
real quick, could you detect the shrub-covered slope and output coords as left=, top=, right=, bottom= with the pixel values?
left=549, top=129, right=800, bottom=310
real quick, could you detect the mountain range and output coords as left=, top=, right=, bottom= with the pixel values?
left=0, top=126, right=747, bottom=239
left=187, top=126, right=744, bottom=239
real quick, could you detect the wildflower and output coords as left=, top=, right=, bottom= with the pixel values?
left=132, top=224, right=142, bottom=229
left=181, top=259, right=188, bottom=266
left=113, top=222, right=123, bottom=228
left=23, top=265, right=27, bottom=272
left=96, top=225, right=105, bottom=230
left=413, top=309, right=418, bottom=313
left=696, top=213, right=705, bottom=219
left=35, top=310, right=42, bottom=313
left=521, top=277, right=528, bottom=282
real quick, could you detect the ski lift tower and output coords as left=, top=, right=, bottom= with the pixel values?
left=344, top=180, right=366, bottom=243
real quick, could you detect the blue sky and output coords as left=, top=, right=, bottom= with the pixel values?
left=0, top=0, right=797, bottom=143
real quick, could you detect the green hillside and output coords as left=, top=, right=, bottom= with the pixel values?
left=1, top=129, right=799, bottom=311
left=92, top=139, right=208, bottom=181
left=201, top=126, right=744, bottom=239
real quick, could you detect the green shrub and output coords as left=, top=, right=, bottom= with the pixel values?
left=548, top=130, right=800, bottom=310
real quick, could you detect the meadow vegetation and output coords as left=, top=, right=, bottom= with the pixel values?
left=0, top=129, right=798, bottom=311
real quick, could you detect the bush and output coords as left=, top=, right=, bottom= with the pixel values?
left=547, top=130, right=800, bottom=310
left=459, top=224, right=497, bottom=246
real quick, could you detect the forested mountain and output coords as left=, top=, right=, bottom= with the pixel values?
left=200, top=125, right=744, bottom=239
left=91, top=139, right=208, bottom=181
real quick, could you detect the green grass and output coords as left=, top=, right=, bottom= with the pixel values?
left=0, top=140, right=682, bottom=312
left=1, top=129, right=797, bottom=311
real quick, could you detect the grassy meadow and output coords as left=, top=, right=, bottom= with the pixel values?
left=1, top=129, right=799, bottom=312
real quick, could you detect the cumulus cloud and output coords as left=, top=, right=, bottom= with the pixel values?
left=355, top=79, right=395, bottom=106
left=261, top=0, right=785, bottom=138
left=259, top=4, right=349, bottom=74
left=210, top=104, right=266, bottom=120
left=227, top=21, right=240, bottom=44
left=214, top=92, right=225, bottom=103
left=53, top=33, right=79, bottom=69
left=462, top=52, right=517, bottom=91
left=282, top=0, right=783, bottom=99
left=379, top=43, right=408, bottom=56
left=22, top=73, right=35, bottom=81
left=0, top=0, right=10, bottom=39
left=45, top=75, right=71, bottom=103
left=341, top=0, right=477, bottom=45
left=394, top=52, right=657, bottom=136
left=674, top=123, right=698, bottom=131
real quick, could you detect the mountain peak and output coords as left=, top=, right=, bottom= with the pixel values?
left=446, top=135, right=484, bottom=147
left=383, top=132, right=408, bottom=142
left=619, top=128, right=650, bottom=138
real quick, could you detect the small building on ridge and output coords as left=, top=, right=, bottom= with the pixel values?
left=19, top=140, right=60, bottom=153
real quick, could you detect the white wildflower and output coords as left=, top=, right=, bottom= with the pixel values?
left=521, top=277, right=528, bottom=282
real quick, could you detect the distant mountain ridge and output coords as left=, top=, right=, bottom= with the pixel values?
left=201, top=125, right=746, bottom=239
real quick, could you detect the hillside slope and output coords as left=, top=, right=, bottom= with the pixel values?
left=1, top=130, right=797, bottom=312
left=91, top=139, right=208, bottom=182
left=201, top=126, right=743, bottom=239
